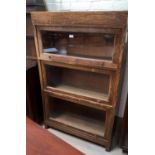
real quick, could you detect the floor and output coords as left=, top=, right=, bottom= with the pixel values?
left=48, top=128, right=127, bottom=155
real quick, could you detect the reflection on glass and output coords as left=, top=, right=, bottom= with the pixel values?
left=41, top=31, right=115, bottom=60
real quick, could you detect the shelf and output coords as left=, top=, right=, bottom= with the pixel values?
left=49, top=111, right=105, bottom=137
left=46, top=96, right=106, bottom=138
left=53, top=84, right=108, bottom=101
left=44, top=64, right=110, bottom=102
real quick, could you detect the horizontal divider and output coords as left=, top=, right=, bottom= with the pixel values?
left=37, top=26, right=121, bottom=34
left=44, top=87, right=113, bottom=111
left=45, top=119, right=108, bottom=146
left=39, top=53, right=118, bottom=71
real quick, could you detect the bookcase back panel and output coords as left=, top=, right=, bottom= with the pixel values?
left=41, top=31, right=115, bottom=60
left=44, top=64, right=110, bottom=96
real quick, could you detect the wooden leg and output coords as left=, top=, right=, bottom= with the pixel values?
left=43, top=94, right=50, bottom=130
left=122, top=146, right=128, bottom=153
left=104, top=110, right=115, bottom=151
left=105, top=142, right=112, bottom=152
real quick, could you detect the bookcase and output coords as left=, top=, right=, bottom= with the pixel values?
left=26, top=3, right=45, bottom=123
left=31, top=11, right=127, bottom=151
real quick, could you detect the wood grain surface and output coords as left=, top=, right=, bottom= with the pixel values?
left=31, top=11, right=127, bottom=28
left=31, top=11, right=128, bottom=151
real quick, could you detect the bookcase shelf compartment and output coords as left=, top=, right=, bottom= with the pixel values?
left=43, top=64, right=110, bottom=102
left=45, top=96, right=106, bottom=145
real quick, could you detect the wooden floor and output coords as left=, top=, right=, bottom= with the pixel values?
left=26, top=117, right=84, bottom=155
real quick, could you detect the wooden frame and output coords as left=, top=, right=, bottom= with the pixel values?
left=36, top=26, right=118, bottom=71
left=41, top=60, right=115, bottom=106
left=31, top=11, right=127, bottom=151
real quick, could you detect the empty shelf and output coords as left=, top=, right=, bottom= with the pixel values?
left=49, top=111, right=105, bottom=137
left=54, top=85, right=108, bottom=101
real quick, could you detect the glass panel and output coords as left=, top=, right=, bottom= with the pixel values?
left=41, top=31, right=115, bottom=60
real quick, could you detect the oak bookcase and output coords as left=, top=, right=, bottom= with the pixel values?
left=31, top=11, right=127, bottom=151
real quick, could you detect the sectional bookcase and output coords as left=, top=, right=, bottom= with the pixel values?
left=31, top=11, right=127, bottom=151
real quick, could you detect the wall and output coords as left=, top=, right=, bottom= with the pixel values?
left=43, top=0, right=128, bottom=11
left=117, top=52, right=128, bottom=117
